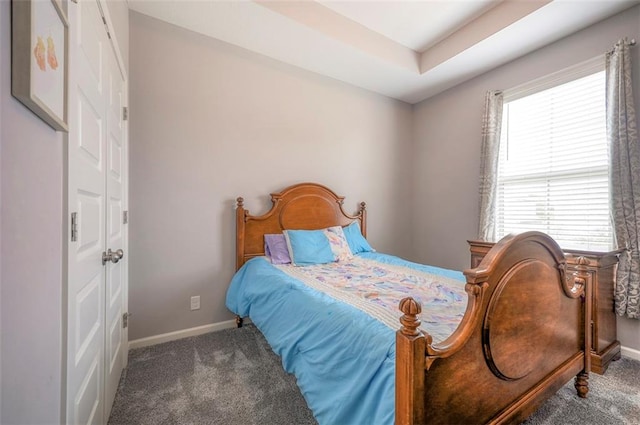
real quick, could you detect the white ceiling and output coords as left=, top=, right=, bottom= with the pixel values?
left=128, top=0, right=638, bottom=104
left=317, top=0, right=501, bottom=52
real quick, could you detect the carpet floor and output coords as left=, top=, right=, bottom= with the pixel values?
left=109, top=325, right=639, bottom=425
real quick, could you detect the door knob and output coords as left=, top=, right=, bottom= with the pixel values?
left=102, top=248, right=125, bottom=265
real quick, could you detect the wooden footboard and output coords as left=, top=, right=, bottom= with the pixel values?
left=396, top=232, right=591, bottom=424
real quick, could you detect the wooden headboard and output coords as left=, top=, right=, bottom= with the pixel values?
left=236, top=182, right=367, bottom=270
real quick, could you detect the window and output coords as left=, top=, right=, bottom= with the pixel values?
left=496, top=60, right=613, bottom=251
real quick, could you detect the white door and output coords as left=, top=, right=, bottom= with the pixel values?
left=104, top=40, right=127, bottom=416
left=67, top=0, right=128, bottom=423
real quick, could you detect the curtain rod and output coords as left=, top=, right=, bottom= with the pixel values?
left=606, top=38, right=635, bottom=56
left=495, top=40, right=636, bottom=93
left=614, top=38, right=636, bottom=48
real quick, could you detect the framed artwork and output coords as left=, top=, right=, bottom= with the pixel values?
left=12, top=0, right=69, bottom=132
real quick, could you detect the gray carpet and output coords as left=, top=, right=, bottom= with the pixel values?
left=109, top=325, right=639, bottom=425
left=108, top=325, right=316, bottom=425
left=522, top=355, right=640, bottom=425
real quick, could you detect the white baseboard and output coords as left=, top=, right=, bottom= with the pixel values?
left=130, top=320, right=637, bottom=362
left=621, top=345, right=640, bottom=362
left=128, top=319, right=239, bottom=350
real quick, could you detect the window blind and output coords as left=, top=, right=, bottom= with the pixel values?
left=496, top=70, right=613, bottom=251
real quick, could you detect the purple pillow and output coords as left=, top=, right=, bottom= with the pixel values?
left=264, top=234, right=291, bottom=265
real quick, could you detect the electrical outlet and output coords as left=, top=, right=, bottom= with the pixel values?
left=190, top=295, right=200, bottom=311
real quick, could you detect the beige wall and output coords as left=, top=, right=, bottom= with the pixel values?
left=0, top=2, right=3, bottom=421
left=128, top=12, right=414, bottom=340
left=0, top=0, right=65, bottom=422
left=411, top=5, right=640, bottom=351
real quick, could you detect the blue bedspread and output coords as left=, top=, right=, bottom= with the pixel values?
left=225, top=253, right=465, bottom=425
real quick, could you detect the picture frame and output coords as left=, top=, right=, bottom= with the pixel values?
left=12, top=0, right=69, bottom=132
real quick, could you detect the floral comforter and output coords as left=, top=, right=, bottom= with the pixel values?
left=276, top=257, right=467, bottom=343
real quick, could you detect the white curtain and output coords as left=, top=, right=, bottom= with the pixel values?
left=607, top=38, right=640, bottom=319
left=477, top=90, right=504, bottom=241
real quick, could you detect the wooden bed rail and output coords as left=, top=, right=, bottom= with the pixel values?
left=396, top=232, right=592, bottom=425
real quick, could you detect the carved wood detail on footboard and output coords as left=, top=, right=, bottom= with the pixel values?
left=396, top=232, right=591, bottom=425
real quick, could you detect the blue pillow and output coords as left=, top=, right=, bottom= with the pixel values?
left=283, top=229, right=336, bottom=266
left=343, top=222, right=374, bottom=254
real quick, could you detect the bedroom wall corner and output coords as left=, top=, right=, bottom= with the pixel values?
left=0, top=0, right=3, bottom=420
left=411, top=5, right=640, bottom=352
left=128, top=11, right=414, bottom=341
left=104, top=0, right=129, bottom=73
left=0, top=0, right=65, bottom=422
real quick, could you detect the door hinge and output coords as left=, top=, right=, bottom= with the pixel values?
left=123, top=312, right=129, bottom=328
left=123, top=106, right=128, bottom=121
left=98, top=15, right=111, bottom=39
left=71, top=212, right=78, bottom=242
left=123, top=210, right=128, bottom=224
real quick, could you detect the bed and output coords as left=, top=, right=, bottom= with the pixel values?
left=226, top=182, right=592, bottom=425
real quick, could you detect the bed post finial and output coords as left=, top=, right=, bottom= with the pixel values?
left=237, top=197, right=244, bottom=208
left=399, top=297, right=422, bottom=336
left=359, top=202, right=367, bottom=237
